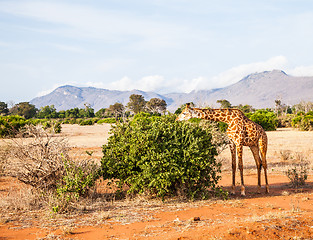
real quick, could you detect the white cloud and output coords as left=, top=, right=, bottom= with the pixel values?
left=86, top=56, right=292, bottom=93
left=209, top=56, right=289, bottom=88
left=36, top=82, right=78, bottom=97
left=0, top=1, right=189, bottom=48
left=107, top=75, right=166, bottom=92
left=288, top=65, right=313, bottom=76
left=37, top=56, right=313, bottom=97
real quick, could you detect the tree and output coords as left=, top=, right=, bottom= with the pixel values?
left=146, top=98, right=167, bottom=115
left=127, top=94, right=146, bottom=114
left=174, top=102, right=195, bottom=115
left=95, top=108, right=108, bottom=118
left=65, top=108, right=80, bottom=118
left=236, top=104, right=254, bottom=113
left=0, top=102, right=9, bottom=115
left=10, top=102, right=37, bottom=119
left=275, top=99, right=282, bottom=116
left=37, top=105, right=58, bottom=119
left=108, top=103, right=125, bottom=120
left=217, top=99, right=232, bottom=109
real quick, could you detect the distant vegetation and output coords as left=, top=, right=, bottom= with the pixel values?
left=1, top=96, right=313, bottom=137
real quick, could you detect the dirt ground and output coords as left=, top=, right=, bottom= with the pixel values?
left=1, top=124, right=313, bottom=240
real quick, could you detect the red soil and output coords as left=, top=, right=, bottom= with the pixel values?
left=1, top=173, right=313, bottom=240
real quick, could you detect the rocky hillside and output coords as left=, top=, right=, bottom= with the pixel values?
left=30, top=70, right=313, bottom=111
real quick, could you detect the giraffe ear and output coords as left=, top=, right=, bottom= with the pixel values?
left=186, top=103, right=190, bottom=108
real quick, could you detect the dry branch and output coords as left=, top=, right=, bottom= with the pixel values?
left=6, top=125, right=70, bottom=190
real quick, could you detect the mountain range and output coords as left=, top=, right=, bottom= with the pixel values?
left=30, top=70, right=313, bottom=112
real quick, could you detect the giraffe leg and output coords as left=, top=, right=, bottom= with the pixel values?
left=249, top=145, right=262, bottom=193
left=259, top=134, right=269, bottom=194
left=236, top=145, right=245, bottom=196
left=229, top=141, right=236, bottom=195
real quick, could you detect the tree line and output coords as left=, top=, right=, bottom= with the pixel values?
left=0, top=94, right=167, bottom=120
left=2, top=95, right=313, bottom=131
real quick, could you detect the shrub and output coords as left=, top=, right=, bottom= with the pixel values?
left=6, top=125, right=69, bottom=190
left=292, top=114, right=313, bottom=131
left=246, top=110, right=278, bottom=131
left=97, top=118, right=116, bottom=124
left=62, top=118, right=77, bottom=124
left=101, top=113, right=223, bottom=200
left=285, top=164, right=308, bottom=188
left=0, top=115, right=27, bottom=137
left=53, top=121, right=61, bottom=133
left=53, top=157, right=99, bottom=213
left=79, top=119, right=93, bottom=126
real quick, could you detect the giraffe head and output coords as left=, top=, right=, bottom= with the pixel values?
left=175, top=103, right=196, bottom=121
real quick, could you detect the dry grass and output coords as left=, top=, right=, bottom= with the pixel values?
left=1, top=125, right=313, bottom=239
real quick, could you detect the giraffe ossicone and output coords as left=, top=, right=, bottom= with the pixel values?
left=176, top=103, right=269, bottom=196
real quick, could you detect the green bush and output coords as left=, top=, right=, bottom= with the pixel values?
left=101, top=113, right=223, bottom=200
left=53, top=157, right=99, bottom=213
left=246, top=110, right=278, bottom=131
left=97, top=118, right=116, bottom=124
left=57, top=158, right=99, bottom=198
left=0, top=115, right=27, bottom=137
left=292, top=113, right=313, bottom=131
left=53, top=122, right=62, bottom=133
left=79, top=119, right=94, bottom=126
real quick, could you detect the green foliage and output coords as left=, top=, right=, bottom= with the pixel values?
left=54, top=157, right=99, bottom=213
left=127, top=94, right=146, bottom=114
left=79, top=119, right=93, bottom=126
left=291, top=113, right=313, bottom=131
left=37, top=105, right=58, bottom=119
left=236, top=104, right=254, bottom=113
left=0, top=115, right=27, bottom=137
left=10, top=102, right=37, bottom=119
left=57, top=158, right=99, bottom=198
left=246, top=110, right=278, bottom=131
left=146, top=98, right=167, bottom=114
left=97, top=118, right=116, bottom=124
left=101, top=113, right=223, bottom=200
left=217, top=99, right=232, bottom=108
left=95, top=108, right=108, bottom=118
left=53, top=122, right=62, bottom=133
left=0, top=102, right=9, bottom=115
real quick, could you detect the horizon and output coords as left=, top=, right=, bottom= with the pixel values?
left=2, top=1, right=313, bottom=103
left=34, top=69, right=288, bottom=99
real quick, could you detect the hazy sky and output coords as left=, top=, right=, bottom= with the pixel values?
left=1, top=0, right=313, bottom=103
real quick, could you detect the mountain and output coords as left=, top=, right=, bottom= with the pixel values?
left=31, top=85, right=173, bottom=111
left=30, top=70, right=313, bottom=112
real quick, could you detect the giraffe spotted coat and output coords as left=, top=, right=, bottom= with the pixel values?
left=176, top=104, right=269, bottom=196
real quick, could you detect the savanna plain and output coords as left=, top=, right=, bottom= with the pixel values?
left=1, top=124, right=313, bottom=239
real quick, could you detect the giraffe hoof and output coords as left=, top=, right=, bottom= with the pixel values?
left=240, top=187, right=245, bottom=196
left=265, top=186, right=270, bottom=194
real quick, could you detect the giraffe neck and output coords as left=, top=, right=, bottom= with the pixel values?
left=191, top=108, right=237, bottom=125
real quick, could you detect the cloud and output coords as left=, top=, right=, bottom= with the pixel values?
left=36, top=82, right=78, bottom=97
left=0, top=1, right=189, bottom=48
left=288, top=65, right=313, bottom=76
left=86, top=56, right=293, bottom=94
left=207, top=56, right=289, bottom=88
left=37, top=55, right=313, bottom=97
left=107, top=75, right=166, bottom=92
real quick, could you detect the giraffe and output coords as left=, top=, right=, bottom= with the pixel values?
left=176, top=103, right=269, bottom=196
